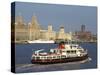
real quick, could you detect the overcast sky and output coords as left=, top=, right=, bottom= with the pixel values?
left=14, top=2, right=97, bottom=34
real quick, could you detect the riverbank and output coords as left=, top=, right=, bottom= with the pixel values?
left=14, top=40, right=97, bottom=44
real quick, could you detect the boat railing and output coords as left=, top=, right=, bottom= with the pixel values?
left=32, top=49, right=45, bottom=55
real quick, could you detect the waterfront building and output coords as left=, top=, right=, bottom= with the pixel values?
left=66, top=32, right=73, bottom=40
left=45, top=25, right=56, bottom=40
left=57, top=26, right=67, bottom=40
left=28, top=15, right=41, bottom=40
left=40, top=30, right=47, bottom=40
left=75, top=25, right=92, bottom=41
left=39, top=25, right=56, bottom=40
left=14, top=15, right=75, bottom=42
left=15, top=15, right=41, bottom=42
left=15, top=15, right=28, bottom=42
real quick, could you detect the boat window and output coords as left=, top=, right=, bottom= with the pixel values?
left=36, top=57, right=40, bottom=59
left=43, top=57, right=46, bottom=59
left=41, top=56, right=46, bottom=59
left=67, top=51, right=70, bottom=53
left=41, top=57, right=43, bottom=59
left=43, top=57, right=47, bottom=59
left=54, top=50, right=56, bottom=53
left=57, top=56, right=60, bottom=58
left=61, top=56, right=66, bottom=58
left=70, top=46, right=72, bottom=49
left=71, top=50, right=76, bottom=53
left=47, top=57, right=49, bottom=59
left=74, top=46, right=77, bottom=47
left=74, top=50, right=76, bottom=53
left=47, top=57, right=52, bottom=59
left=59, top=50, right=62, bottom=53
left=53, top=56, right=56, bottom=59
left=33, top=57, right=35, bottom=59
left=79, top=50, right=83, bottom=52
left=62, top=51, right=65, bottom=52
left=71, top=51, right=74, bottom=53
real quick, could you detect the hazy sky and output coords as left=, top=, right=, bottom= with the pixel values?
left=15, top=2, right=97, bottom=34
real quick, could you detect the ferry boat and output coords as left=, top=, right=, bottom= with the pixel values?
left=31, top=42, right=89, bottom=64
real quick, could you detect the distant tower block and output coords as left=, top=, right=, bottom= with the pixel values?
left=81, top=25, right=85, bottom=32
left=48, top=25, right=53, bottom=32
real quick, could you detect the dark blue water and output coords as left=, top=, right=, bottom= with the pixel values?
left=15, top=43, right=97, bottom=72
left=79, top=43, right=97, bottom=69
left=15, top=43, right=58, bottom=64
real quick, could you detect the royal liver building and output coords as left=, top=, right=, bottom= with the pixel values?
left=14, top=15, right=72, bottom=42
left=15, top=15, right=41, bottom=42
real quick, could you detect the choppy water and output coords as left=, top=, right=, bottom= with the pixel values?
left=15, top=43, right=97, bottom=73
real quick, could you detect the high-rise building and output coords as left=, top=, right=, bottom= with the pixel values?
left=75, top=25, right=92, bottom=41
left=81, top=25, right=85, bottom=32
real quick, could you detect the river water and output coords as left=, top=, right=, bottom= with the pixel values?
left=15, top=43, right=97, bottom=73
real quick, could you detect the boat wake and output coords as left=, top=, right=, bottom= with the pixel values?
left=16, top=58, right=91, bottom=73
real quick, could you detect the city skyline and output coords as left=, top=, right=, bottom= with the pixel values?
left=15, top=2, right=97, bottom=34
